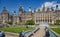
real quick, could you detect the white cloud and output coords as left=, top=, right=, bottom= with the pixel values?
left=38, top=1, right=60, bottom=11
left=40, top=1, right=56, bottom=11
left=44, top=1, right=56, bottom=8
left=36, top=1, right=60, bottom=12
left=52, top=4, right=60, bottom=10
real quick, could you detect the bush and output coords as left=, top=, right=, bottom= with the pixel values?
left=25, top=20, right=35, bottom=25
left=7, top=21, right=13, bottom=25
left=55, top=20, right=60, bottom=25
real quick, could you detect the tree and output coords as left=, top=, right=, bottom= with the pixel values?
left=25, top=20, right=35, bottom=25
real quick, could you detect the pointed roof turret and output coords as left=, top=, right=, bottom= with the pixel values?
left=47, top=7, right=49, bottom=10
left=3, top=7, right=6, bottom=11
left=19, top=5, right=23, bottom=11
left=56, top=5, right=58, bottom=9
left=1, top=6, right=9, bottom=14
left=51, top=7, right=54, bottom=11
left=28, top=7, right=32, bottom=12
left=14, top=11, right=16, bottom=16
left=42, top=4, right=45, bottom=11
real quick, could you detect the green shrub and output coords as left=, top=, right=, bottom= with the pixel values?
left=25, top=20, right=35, bottom=25
left=55, top=20, right=60, bottom=25
left=7, top=21, right=13, bottom=25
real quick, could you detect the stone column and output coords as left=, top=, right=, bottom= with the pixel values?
left=49, top=14, right=50, bottom=23
left=17, top=16, right=19, bottom=24
left=44, top=14, right=45, bottom=22
left=47, top=16, right=48, bottom=23
left=52, top=20, right=54, bottom=24
left=42, top=13, right=43, bottom=23
left=35, top=13, right=36, bottom=24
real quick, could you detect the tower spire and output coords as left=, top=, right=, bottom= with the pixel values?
left=47, top=7, right=50, bottom=11
left=19, top=5, right=23, bottom=11
left=42, top=4, right=45, bottom=11
left=28, top=7, right=31, bottom=12
left=51, top=7, right=54, bottom=11
left=56, top=5, right=58, bottom=9
left=3, top=6, right=7, bottom=11
left=14, top=11, right=16, bottom=16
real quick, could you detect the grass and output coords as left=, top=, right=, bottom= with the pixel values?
left=0, top=26, right=33, bottom=33
left=51, top=28, right=60, bottom=34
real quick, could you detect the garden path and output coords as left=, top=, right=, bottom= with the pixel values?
left=31, top=26, right=45, bottom=37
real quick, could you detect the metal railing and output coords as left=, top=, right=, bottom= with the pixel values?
left=24, top=26, right=40, bottom=37
left=49, top=29, right=60, bottom=37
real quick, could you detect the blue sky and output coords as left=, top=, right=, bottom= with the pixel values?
left=0, top=0, right=60, bottom=13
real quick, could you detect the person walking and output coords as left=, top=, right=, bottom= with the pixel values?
left=45, top=29, right=50, bottom=37
left=19, top=31, right=22, bottom=37
left=2, top=32, right=5, bottom=37
left=45, top=26, right=47, bottom=31
left=0, top=31, right=5, bottom=37
left=21, top=30, right=25, bottom=37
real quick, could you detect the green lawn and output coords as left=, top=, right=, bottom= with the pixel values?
left=51, top=28, right=60, bottom=34
left=0, top=26, right=33, bottom=33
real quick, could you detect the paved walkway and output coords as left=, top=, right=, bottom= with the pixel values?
left=5, top=32, right=19, bottom=37
left=31, top=26, right=45, bottom=37
left=5, top=34, right=18, bottom=37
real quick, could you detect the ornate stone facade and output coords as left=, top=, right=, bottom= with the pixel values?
left=0, top=5, right=60, bottom=25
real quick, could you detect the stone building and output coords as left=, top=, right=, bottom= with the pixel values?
left=1, top=7, right=9, bottom=24
left=0, top=5, right=60, bottom=25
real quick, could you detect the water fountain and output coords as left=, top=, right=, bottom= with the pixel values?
left=39, top=22, right=49, bottom=28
